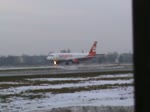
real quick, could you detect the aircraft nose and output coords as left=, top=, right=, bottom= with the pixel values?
left=47, top=56, right=51, bottom=60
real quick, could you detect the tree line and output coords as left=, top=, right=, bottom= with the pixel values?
left=0, top=52, right=133, bottom=66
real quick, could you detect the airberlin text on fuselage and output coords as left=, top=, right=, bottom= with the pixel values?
left=59, top=54, right=73, bottom=58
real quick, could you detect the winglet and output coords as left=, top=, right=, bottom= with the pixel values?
left=88, top=41, right=97, bottom=56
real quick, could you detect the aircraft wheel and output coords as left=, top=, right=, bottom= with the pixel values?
left=65, top=60, right=73, bottom=65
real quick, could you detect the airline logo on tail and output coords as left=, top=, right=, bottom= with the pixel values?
left=88, top=41, right=97, bottom=56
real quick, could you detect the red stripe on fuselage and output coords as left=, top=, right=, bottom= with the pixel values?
left=59, top=54, right=73, bottom=58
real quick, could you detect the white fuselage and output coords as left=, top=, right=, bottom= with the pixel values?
left=46, top=41, right=97, bottom=64
left=47, top=53, right=89, bottom=61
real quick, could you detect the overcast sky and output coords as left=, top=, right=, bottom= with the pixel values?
left=0, top=0, right=132, bottom=56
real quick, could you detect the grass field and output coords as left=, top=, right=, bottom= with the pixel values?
left=0, top=71, right=134, bottom=112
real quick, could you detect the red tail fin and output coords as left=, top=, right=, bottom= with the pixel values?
left=88, top=41, right=97, bottom=56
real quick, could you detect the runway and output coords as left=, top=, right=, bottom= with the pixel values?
left=0, top=64, right=133, bottom=77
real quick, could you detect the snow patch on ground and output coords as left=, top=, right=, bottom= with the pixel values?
left=0, top=73, right=134, bottom=112
left=0, top=79, right=133, bottom=95
left=0, top=87, right=134, bottom=112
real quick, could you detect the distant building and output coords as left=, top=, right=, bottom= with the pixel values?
left=60, top=49, right=71, bottom=53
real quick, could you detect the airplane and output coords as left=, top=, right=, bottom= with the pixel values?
left=47, top=41, right=97, bottom=65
